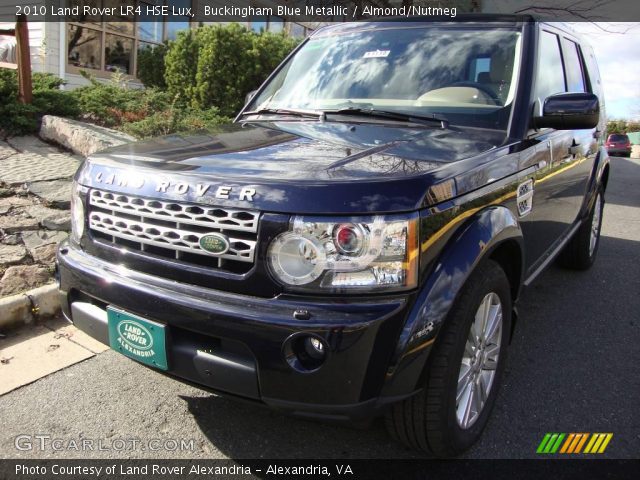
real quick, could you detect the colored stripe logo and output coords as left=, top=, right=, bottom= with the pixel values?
left=537, top=433, right=613, bottom=454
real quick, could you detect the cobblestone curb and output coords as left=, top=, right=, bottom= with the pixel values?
left=0, top=283, right=60, bottom=330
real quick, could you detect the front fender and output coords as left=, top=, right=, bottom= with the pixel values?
left=380, top=205, right=523, bottom=398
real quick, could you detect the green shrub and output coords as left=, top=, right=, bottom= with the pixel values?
left=137, top=42, right=168, bottom=89
left=0, top=70, right=78, bottom=136
left=32, top=89, right=80, bottom=118
left=192, top=23, right=256, bottom=116
left=0, top=101, right=39, bottom=136
left=164, top=29, right=199, bottom=108
left=121, top=106, right=229, bottom=139
left=0, top=69, right=18, bottom=100
left=73, top=72, right=173, bottom=127
left=178, top=108, right=229, bottom=132
left=32, top=72, right=66, bottom=90
left=164, top=24, right=299, bottom=117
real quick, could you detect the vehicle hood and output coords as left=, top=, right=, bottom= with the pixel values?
left=78, top=121, right=506, bottom=214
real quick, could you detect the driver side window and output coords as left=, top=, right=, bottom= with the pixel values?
left=535, top=31, right=567, bottom=101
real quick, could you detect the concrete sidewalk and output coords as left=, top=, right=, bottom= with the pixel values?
left=0, top=315, right=109, bottom=396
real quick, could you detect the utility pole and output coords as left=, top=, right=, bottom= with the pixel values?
left=15, top=13, right=33, bottom=104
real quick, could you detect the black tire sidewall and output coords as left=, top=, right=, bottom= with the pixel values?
left=437, top=261, right=512, bottom=453
left=586, top=190, right=604, bottom=264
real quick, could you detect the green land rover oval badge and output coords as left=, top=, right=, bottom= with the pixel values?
left=199, top=233, right=230, bottom=255
left=117, top=320, right=153, bottom=352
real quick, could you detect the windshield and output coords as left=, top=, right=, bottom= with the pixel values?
left=248, top=25, right=522, bottom=130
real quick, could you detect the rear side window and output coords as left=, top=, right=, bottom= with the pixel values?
left=563, top=40, right=586, bottom=92
left=469, top=57, right=491, bottom=81
left=583, top=47, right=604, bottom=100
left=535, top=31, right=566, bottom=100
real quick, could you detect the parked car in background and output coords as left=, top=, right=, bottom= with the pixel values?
left=606, top=133, right=632, bottom=157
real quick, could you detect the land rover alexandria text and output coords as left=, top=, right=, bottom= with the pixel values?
left=14, top=463, right=352, bottom=477
left=57, top=16, right=610, bottom=456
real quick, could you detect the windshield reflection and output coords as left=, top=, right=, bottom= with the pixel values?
left=250, top=25, right=522, bottom=130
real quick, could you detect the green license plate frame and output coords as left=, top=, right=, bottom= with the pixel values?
left=107, top=307, right=168, bottom=371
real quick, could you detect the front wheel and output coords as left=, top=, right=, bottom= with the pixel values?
left=385, top=260, right=511, bottom=456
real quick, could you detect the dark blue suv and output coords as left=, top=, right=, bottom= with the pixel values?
left=57, top=17, right=609, bottom=456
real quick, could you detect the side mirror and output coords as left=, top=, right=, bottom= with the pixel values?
left=533, top=92, right=600, bottom=130
left=245, top=89, right=258, bottom=106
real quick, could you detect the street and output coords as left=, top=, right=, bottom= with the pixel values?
left=1, top=157, right=639, bottom=460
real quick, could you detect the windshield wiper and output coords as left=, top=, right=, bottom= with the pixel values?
left=240, top=107, right=322, bottom=120
left=324, top=108, right=450, bottom=128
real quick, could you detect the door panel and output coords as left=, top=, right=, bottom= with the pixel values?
left=518, top=128, right=594, bottom=275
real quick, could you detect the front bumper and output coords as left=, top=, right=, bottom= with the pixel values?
left=57, top=241, right=417, bottom=420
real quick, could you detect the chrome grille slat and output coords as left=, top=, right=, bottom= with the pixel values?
left=88, top=189, right=259, bottom=266
left=89, top=190, right=258, bottom=232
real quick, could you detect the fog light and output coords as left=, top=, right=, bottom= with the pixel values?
left=283, top=333, right=328, bottom=372
left=304, top=336, right=325, bottom=360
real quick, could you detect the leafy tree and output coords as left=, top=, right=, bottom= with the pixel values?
left=607, top=119, right=640, bottom=135
left=164, top=28, right=199, bottom=108
left=136, top=42, right=168, bottom=89
left=164, top=24, right=300, bottom=117
left=193, top=23, right=256, bottom=116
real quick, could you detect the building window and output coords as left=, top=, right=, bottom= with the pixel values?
left=288, top=23, right=307, bottom=38
left=67, top=0, right=192, bottom=78
left=250, top=16, right=287, bottom=34
left=250, top=19, right=268, bottom=33
left=268, top=17, right=284, bottom=34
left=67, top=24, right=102, bottom=70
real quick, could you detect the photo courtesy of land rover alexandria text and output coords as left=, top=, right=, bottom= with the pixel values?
left=57, top=17, right=609, bottom=456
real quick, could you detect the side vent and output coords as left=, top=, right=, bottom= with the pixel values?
left=517, top=179, right=534, bottom=217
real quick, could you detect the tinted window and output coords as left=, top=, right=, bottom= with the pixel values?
left=469, top=57, right=490, bottom=81
left=583, top=47, right=603, bottom=99
left=563, top=40, right=586, bottom=92
left=535, top=31, right=566, bottom=100
left=609, top=134, right=629, bottom=142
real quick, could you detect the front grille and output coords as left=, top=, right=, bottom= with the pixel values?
left=88, top=189, right=259, bottom=272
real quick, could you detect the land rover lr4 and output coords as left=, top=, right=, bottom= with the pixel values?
left=57, top=18, right=610, bottom=456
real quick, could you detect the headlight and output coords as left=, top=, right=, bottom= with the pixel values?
left=268, top=214, right=419, bottom=292
left=70, top=182, right=85, bottom=243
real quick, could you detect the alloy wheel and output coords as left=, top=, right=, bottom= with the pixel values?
left=456, top=292, right=503, bottom=429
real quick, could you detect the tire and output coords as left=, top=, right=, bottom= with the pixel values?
left=557, top=189, right=604, bottom=270
left=385, top=260, right=512, bottom=457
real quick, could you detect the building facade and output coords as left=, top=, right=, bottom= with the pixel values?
left=0, top=0, right=480, bottom=88
left=0, top=0, right=316, bottom=88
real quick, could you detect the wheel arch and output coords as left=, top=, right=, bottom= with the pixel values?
left=488, top=238, right=523, bottom=305
left=601, top=162, right=610, bottom=193
left=582, top=147, right=610, bottom=217
left=380, top=205, right=524, bottom=399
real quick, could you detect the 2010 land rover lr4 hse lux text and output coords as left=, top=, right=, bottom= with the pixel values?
left=57, top=17, right=610, bottom=456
